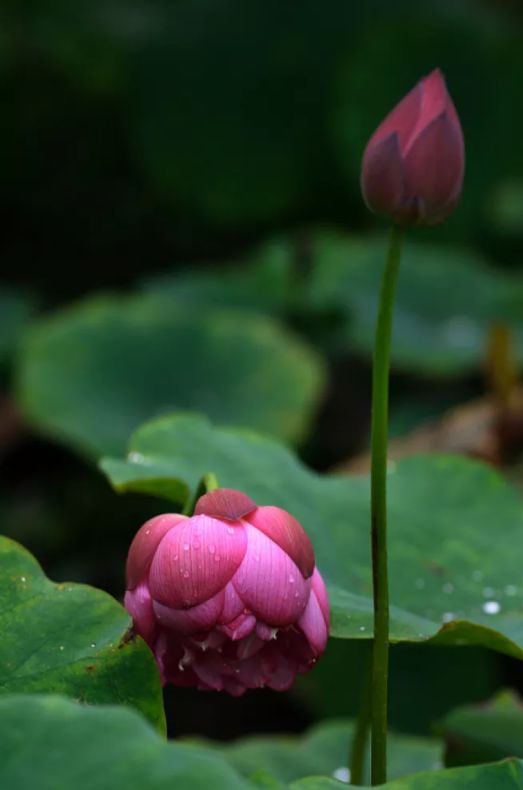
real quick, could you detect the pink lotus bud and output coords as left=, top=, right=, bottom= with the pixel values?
left=361, top=69, right=464, bottom=226
left=124, top=489, right=329, bottom=695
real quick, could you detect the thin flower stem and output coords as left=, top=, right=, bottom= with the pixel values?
left=349, top=644, right=372, bottom=785
left=370, top=225, right=403, bottom=785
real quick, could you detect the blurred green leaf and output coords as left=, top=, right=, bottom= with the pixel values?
left=0, top=535, right=164, bottom=732
left=15, top=295, right=324, bottom=457
left=439, top=690, right=523, bottom=767
left=305, top=232, right=523, bottom=375
left=296, top=764, right=523, bottom=790
left=102, top=414, right=523, bottom=658
left=0, top=695, right=252, bottom=790
left=197, top=718, right=441, bottom=784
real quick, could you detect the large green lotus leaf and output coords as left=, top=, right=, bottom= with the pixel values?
left=102, top=415, right=523, bottom=656
left=293, top=761, right=523, bottom=789
left=0, top=536, right=164, bottom=732
left=304, top=232, right=523, bottom=376
left=0, top=695, right=252, bottom=790
left=439, top=691, right=523, bottom=767
left=15, top=295, right=324, bottom=457
left=0, top=286, right=34, bottom=365
left=196, top=719, right=440, bottom=785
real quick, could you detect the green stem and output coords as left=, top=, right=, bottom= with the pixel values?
left=370, top=225, right=403, bottom=785
left=349, top=645, right=372, bottom=785
left=203, top=472, right=219, bottom=492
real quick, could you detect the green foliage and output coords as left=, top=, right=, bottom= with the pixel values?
left=304, top=233, right=523, bottom=375
left=0, top=535, right=164, bottom=732
left=440, top=691, right=523, bottom=767
left=102, top=414, right=523, bottom=658
left=15, top=295, right=324, bottom=457
left=0, top=695, right=251, bottom=790
left=198, top=718, right=440, bottom=784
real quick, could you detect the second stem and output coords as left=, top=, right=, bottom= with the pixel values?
left=370, top=225, right=403, bottom=785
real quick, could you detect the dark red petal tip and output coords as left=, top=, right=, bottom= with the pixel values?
left=195, top=488, right=257, bottom=521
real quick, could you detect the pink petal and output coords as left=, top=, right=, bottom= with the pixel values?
left=126, top=513, right=187, bottom=590
left=148, top=514, right=247, bottom=608
left=311, top=568, right=330, bottom=630
left=298, top=590, right=329, bottom=656
left=361, top=132, right=406, bottom=218
left=124, top=580, right=158, bottom=646
left=235, top=631, right=265, bottom=660
left=405, top=68, right=448, bottom=151
left=219, top=613, right=256, bottom=641
left=367, top=81, right=422, bottom=152
left=404, top=110, right=464, bottom=223
left=219, top=581, right=245, bottom=624
left=152, top=590, right=224, bottom=635
left=244, top=506, right=315, bottom=579
left=192, top=651, right=231, bottom=691
left=195, top=488, right=257, bottom=520
left=232, top=524, right=310, bottom=626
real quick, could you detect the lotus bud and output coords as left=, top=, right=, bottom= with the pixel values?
left=361, top=69, right=464, bottom=226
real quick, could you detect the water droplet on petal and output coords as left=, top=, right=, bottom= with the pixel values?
left=227, top=527, right=235, bottom=535
left=208, top=544, right=216, bottom=554
left=288, top=575, right=295, bottom=584
left=482, top=600, right=500, bottom=615
left=183, top=543, right=190, bottom=551
left=214, top=555, right=221, bottom=562
left=183, top=570, right=190, bottom=579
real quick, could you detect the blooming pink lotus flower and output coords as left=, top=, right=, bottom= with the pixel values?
left=124, top=488, right=329, bottom=695
left=361, top=68, right=464, bottom=226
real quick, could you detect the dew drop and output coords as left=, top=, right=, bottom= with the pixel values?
left=288, top=575, right=295, bottom=584
left=214, top=555, right=221, bottom=562
left=227, top=527, right=235, bottom=535
left=20, top=576, right=26, bottom=583
left=183, top=543, right=190, bottom=552
left=59, top=645, right=64, bottom=651
left=208, top=544, right=216, bottom=554
left=482, top=600, right=500, bottom=615
left=90, top=643, right=96, bottom=648
left=145, top=529, right=151, bottom=535
left=359, top=626, right=366, bottom=632
left=183, top=570, right=190, bottom=579
left=173, top=554, right=179, bottom=561
left=482, top=586, right=495, bottom=598
left=442, top=583, right=454, bottom=594
left=332, top=767, right=350, bottom=783
left=441, top=612, right=455, bottom=623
